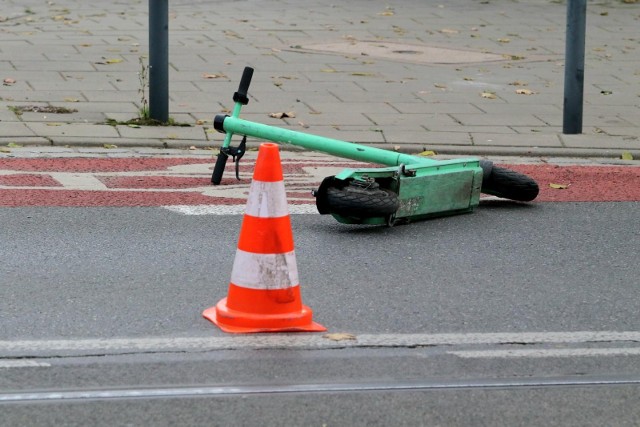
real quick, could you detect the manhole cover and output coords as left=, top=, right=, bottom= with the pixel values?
left=298, top=40, right=506, bottom=64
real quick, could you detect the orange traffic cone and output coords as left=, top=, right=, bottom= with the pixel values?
left=203, top=143, right=326, bottom=333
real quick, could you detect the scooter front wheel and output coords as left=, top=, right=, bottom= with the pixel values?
left=479, top=160, right=539, bottom=202
left=324, top=182, right=399, bottom=218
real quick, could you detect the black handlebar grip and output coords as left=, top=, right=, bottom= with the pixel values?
left=233, top=67, right=254, bottom=105
left=211, top=151, right=229, bottom=185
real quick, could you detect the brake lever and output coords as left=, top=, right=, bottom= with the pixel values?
left=221, top=135, right=246, bottom=181
left=232, top=135, right=246, bottom=180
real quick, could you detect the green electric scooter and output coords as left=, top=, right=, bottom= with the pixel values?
left=211, top=67, right=538, bottom=226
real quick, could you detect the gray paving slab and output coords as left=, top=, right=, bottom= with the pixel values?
left=560, top=134, right=640, bottom=150
left=471, top=133, right=563, bottom=148
left=0, top=122, right=37, bottom=137
left=385, top=130, right=472, bottom=146
left=116, top=124, right=205, bottom=140
left=0, top=137, right=51, bottom=146
left=25, top=123, right=119, bottom=138
left=0, top=0, right=638, bottom=157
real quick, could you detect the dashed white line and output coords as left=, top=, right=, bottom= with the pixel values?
left=0, top=360, right=51, bottom=369
left=48, top=172, right=109, bottom=190
left=163, top=204, right=319, bottom=215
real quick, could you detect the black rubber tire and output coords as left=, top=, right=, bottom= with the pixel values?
left=480, top=160, right=539, bottom=202
left=325, top=183, right=399, bottom=218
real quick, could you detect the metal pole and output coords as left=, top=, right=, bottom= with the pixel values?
left=563, top=0, right=587, bottom=134
left=149, top=0, right=169, bottom=123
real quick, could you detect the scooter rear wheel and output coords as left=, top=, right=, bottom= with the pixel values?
left=479, top=160, right=539, bottom=202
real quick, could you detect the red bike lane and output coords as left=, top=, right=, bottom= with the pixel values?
left=0, top=157, right=639, bottom=207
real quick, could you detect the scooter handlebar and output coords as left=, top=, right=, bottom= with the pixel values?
left=233, top=66, right=254, bottom=105
left=211, top=151, right=228, bottom=185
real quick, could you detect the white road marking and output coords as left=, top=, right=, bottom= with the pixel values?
left=48, top=173, right=109, bottom=190
left=163, top=204, right=319, bottom=215
left=0, top=360, right=51, bottom=369
left=1, top=331, right=639, bottom=356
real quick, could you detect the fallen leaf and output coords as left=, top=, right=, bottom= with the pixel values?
left=377, top=10, right=395, bottom=16
left=202, top=73, right=227, bottom=79
left=324, top=333, right=357, bottom=342
left=269, top=111, right=296, bottom=119
left=351, top=72, right=375, bottom=77
left=440, top=28, right=459, bottom=35
left=128, top=124, right=141, bottom=128
left=46, top=123, right=63, bottom=126
left=621, top=152, right=634, bottom=160
left=7, top=142, right=22, bottom=148
left=103, top=144, right=118, bottom=149
left=195, top=119, right=208, bottom=125
left=3, top=78, right=16, bottom=85
left=298, top=121, right=309, bottom=129
left=321, top=69, right=337, bottom=73
left=393, top=26, right=407, bottom=35
left=516, top=89, right=535, bottom=95
left=497, top=38, right=511, bottom=43
left=418, top=150, right=437, bottom=156
left=509, top=80, right=528, bottom=86
left=549, top=183, right=569, bottom=189
left=105, top=58, right=123, bottom=64
left=189, top=146, right=197, bottom=150
left=481, top=91, right=497, bottom=99
left=0, top=147, right=11, bottom=153
left=64, top=97, right=80, bottom=102
left=434, top=83, right=448, bottom=89
left=600, top=90, right=613, bottom=95
left=223, top=30, right=243, bottom=39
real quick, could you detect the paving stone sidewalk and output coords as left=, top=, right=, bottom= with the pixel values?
left=0, top=0, right=638, bottom=158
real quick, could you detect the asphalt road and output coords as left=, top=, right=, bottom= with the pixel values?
left=1, top=203, right=640, bottom=425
